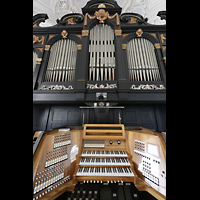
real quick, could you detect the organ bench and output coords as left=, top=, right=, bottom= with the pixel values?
left=33, top=124, right=166, bottom=200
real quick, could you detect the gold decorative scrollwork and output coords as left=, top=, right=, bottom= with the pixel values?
left=128, top=17, right=137, bottom=24
left=33, top=35, right=45, bottom=45
left=94, top=9, right=109, bottom=24
left=67, top=18, right=76, bottom=25
left=84, top=10, right=119, bottom=26
left=160, top=34, right=166, bottom=43
left=154, top=43, right=161, bottom=49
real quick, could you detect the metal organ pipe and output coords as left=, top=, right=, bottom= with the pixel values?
left=44, top=39, right=77, bottom=82
left=89, top=24, right=116, bottom=81
left=33, top=51, right=38, bottom=73
left=127, top=38, right=162, bottom=82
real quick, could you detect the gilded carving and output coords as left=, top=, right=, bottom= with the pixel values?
left=160, top=34, right=166, bottom=43
left=94, top=9, right=109, bottom=24
left=84, top=10, right=119, bottom=26
left=149, top=33, right=157, bottom=39
left=162, top=46, right=166, bottom=52
left=98, top=3, right=106, bottom=8
left=82, top=30, right=89, bottom=36
left=154, top=43, right=161, bottom=49
left=61, top=30, right=68, bottom=38
left=122, top=34, right=128, bottom=39
left=48, top=35, right=55, bottom=40
left=76, top=34, right=82, bottom=40
left=36, top=58, right=42, bottom=64
left=122, top=44, right=126, bottom=49
left=67, top=18, right=76, bottom=25
left=33, top=35, right=45, bottom=45
left=128, top=17, right=137, bottom=24
left=37, top=48, right=43, bottom=53
left=115, top=29, right=122, bottom=36
left=136, top=29, right=143, bottom=37
left=84, top=13, right=96, bottom=26
left=162, top=57, right=166, bottom=63
left=77, top=44, right=82, bottom=50
left=45, top=45, right=51, bottom=51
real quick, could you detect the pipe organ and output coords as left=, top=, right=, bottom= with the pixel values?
left=33, top=0, right=166, bottom=96
left=33, top=1, right=166, bottom=199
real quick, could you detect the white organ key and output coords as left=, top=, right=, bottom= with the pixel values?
left=76, top=167, right=134, bottom=177
left=81, top=150, right=128, bottom=157
left=79, top=157, right=130, bottom=166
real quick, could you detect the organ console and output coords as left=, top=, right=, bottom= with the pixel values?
left=33, top=124, right=166, bottom=200
left=75, top=124, right=137, bottom=185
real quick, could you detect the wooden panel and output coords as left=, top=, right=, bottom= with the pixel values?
left=123, top=106, right=157, bottom=130
left=124, top=109, right=137, bottom=124
left=83, top=124, right=125, bottom=140
left=46, top=106, right=81, bottom=130
left=33, top=105, right=50, bottom=133
left=155, top=105, right=166, bottom=132
left=126, top=129, right=166, bottom=197
left=33, top=129, right=83, bottom=200
left=33, top=105, right=165, bottom=133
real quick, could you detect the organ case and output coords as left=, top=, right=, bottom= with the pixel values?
left=33, top=0, right=166, bottom=104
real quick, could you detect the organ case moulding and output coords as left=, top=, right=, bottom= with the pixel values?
left=84, top=6, right=120, bottom=26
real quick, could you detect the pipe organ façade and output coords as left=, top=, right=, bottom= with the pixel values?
left=33, top=0, right=166, bottom=199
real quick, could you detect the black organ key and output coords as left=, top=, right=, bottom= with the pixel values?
left=83, top=167, right=87, bottom=172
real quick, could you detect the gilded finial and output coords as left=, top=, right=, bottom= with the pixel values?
left=98, top=3, right=106, bottom=8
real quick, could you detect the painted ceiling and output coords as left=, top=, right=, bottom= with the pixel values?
left=33, top=0, right=166, bottom=26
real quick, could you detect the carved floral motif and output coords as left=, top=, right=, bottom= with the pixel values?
left=87, top=83, right=117, bottom=89
left=130, top=84, right=166, bottom=90
left=39, top=85, right=73, bottom=90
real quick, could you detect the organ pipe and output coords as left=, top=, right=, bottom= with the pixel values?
left=89, top=24, right=116, bottom=81
left=44, top=39, right=77, bottom=82
left=127, top=38, right=162, bottom=81
left=33, top=51, right=38, bottom=74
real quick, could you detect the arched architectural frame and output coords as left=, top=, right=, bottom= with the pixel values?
left=37, top=33, right=82, bottom=86
left=82, top=16, right=123, bottom=82
left=122, top=32, right=166, bottom=84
